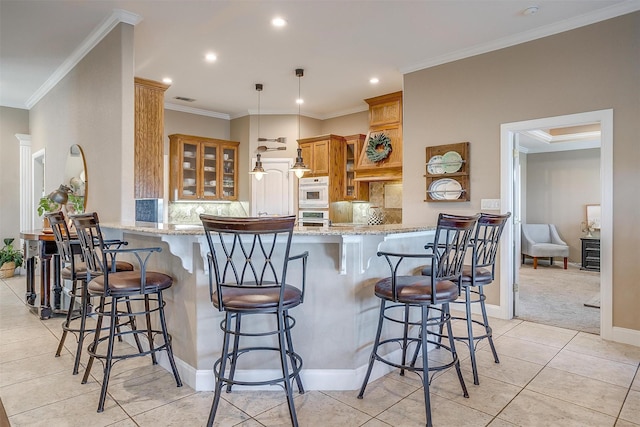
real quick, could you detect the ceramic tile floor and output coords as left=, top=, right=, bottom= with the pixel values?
left=1, top=274, right=639, bottom=427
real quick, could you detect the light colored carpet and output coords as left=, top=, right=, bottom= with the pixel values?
left=518, top=262, right=600, bottom=334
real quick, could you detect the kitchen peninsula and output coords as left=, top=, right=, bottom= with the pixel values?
left=100, top=221, right=436, bottom=391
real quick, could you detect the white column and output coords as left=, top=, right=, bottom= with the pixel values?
left=16, top=134, right=32, bottom=235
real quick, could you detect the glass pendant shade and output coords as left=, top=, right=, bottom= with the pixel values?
left=290, top=147, right=310, bottom=178
left=250, top=154, right=266, bottom=181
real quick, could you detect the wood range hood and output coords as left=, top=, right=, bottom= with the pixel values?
left=354, top=91, right=403, bottom=182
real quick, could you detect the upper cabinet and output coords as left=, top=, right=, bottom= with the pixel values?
left=169, top=134, right=239, bottom=201
left=344, top=134, right=369, bottom=201
left=134, top=77, right=170, bottom=199
left=297, top=134, right=346, bottom=204
left=355, top=91, right=403, bottom=181
left=298, top=137, right=330, bottom=177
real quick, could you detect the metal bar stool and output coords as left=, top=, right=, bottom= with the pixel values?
left=71, top=212, right=182, bottom=412
left=46, top=211, right=137, bottom=375
left=200, top=214, right=308, bottom=427
left=358, top=213, right=479, bottom=427
left=448, top=212, right=510, bottom=385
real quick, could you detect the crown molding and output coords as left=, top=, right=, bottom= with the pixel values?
left=401, top=1, right=640, bottom=74
left=164, top=103, right=230, bottom=120
left=25, top=9, right=142, bottom=109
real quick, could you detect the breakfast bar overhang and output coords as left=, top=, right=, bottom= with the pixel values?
left=100, top=222, right=436, bottom=392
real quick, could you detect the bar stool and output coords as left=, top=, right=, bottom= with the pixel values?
left=71, top=212, right=182, bottom=412
left=358, top=213, right=479, bottom=427
left=200, top=215, right=308, bottom=427
left=447, top=212, right=510, bottom=385
left=46, top=211, right=136, bottom=375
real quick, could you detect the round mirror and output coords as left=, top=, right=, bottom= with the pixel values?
left=64, top=144, right=87, bottom=213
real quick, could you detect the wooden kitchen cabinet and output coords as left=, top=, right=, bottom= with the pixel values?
left=298, top=137, right=330, bottom=176
left=169, top=134, right=239, bottom=201
left=424, top=141, right=470, bottom=202
left=297, top=134, right=347, bottom=209
left=344, top=134, right=369, bottom=200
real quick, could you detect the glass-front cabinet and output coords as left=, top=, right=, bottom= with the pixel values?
left=343, top=134, right=369, bottom=201
left=169, top=134, right=239, bottom=201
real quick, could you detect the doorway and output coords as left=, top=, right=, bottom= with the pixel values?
left=499, top=109, right=613, bottom=339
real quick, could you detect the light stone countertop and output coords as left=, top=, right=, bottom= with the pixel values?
left=101, top=221, right=435, bottom=236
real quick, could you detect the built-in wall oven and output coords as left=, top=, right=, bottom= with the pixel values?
left=298, top=176, right=329, bottom=209
left=298, top=210, right=330, bottom=227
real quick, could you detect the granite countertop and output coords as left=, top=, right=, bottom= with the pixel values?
left=101, top=221, right=435, bottom=236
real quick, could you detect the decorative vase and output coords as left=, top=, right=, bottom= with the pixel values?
left=367, top=207, right=386, bottom=225
left=0, top=261, right=16, bottom=279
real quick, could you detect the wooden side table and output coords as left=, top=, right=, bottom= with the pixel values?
left=580, top=237, right=601, bottom=272
left=20, top=230, right=61, bottom=319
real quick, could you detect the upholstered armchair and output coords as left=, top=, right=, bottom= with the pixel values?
left=521, top=224, right=569, bottom=269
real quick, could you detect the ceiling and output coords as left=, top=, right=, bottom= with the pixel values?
left=1, top=1, right=638, bottom=119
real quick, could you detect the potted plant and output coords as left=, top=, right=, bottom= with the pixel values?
left=0, top=238, right=24, bottom=279
left=37, top=196, right=59, bottom=217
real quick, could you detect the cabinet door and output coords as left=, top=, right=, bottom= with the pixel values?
left=312, top=140, right=329, bottom=175
left=201, top=142, right=219, bottom=199
left=179, top=141, right=199, bottom=200
left=220, top=144, right=238, bottom=200
left=299, top=143, right=313, bottom=177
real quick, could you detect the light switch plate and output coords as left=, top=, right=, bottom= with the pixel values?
left=481, top=199, right=501, bottom=210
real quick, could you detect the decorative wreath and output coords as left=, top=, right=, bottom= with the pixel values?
left=366, top=133, right=392, bottom=163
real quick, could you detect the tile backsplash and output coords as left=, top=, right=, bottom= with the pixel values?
left=352, top=182, right=402, bottom=224
left=168, top=201, right=249, bottom=224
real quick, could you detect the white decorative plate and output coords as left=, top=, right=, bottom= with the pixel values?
left=442, top=151, right=463, bottom=173
left=429, top=178, right=463, bottom=200
left=183, top=190, right=194, bottom=195
left=427, top=155, right=444, bottom=174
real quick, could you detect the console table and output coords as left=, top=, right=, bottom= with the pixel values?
left=580, top=237, right=601, bottom=272
left=20, top=229, right=63, bottom=319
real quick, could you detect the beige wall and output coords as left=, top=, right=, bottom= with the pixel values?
left=321, top=111, right=368, bottom=136
left=526, top=148, right=600, bottom=262
left=29, top=23, right=135, bottom=223
left=0, top=107, right=29, bottom=241
left=403, top=12, right=639, bottom=331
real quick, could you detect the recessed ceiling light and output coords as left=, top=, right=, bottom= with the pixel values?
left=296, top=98, right=304, bottom=105
left=205, top=52, right=217, bottom=62
left=370, top=77, right=379, bottom=84
left=523, top=6, right=539, bottom=16
left=162, top=77, right=172, bottom=84
left=272, top=17, right=287, bottom=27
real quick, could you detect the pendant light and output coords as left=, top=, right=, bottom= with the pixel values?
left=250, top=83, right=267, bottom=181
left=290, top=68, right=310, bottom=178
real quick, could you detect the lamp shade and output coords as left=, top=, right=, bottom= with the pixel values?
left=48, top=184, right=72, bottom=204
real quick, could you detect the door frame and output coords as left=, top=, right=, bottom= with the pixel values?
left=499, top=109, right=613, bottom=340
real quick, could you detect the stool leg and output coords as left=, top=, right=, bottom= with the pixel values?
left=400, top=305, right=410, bottom=376
left=358, top=300, right=386, bottom=399
left=464, top=285, right=479, bottom=385
left=225, top=313, right=242, bottom=393
left=207, top=312, right=233, bottom=427
left=143, top=295, right=157, bottom=364
left=420, top=305, right=433, bottom=427
left=55, top=279, right=78, bottom=358
left=125, top=297, right=143, bottom=353
left=479, top=285, right=499, bottom=364
left=284, top=310, right=304, bottom=393
left=277, top=309, right=299, bottom=427
left=82, top=296, right=105, bottom=385
left=96, top=296, right=119, bottom=412
left=445, top=303, right=468, bottom=399
left=72, top=281, right=89, bottom=375
left=157, top=292, right=182, bottom=387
